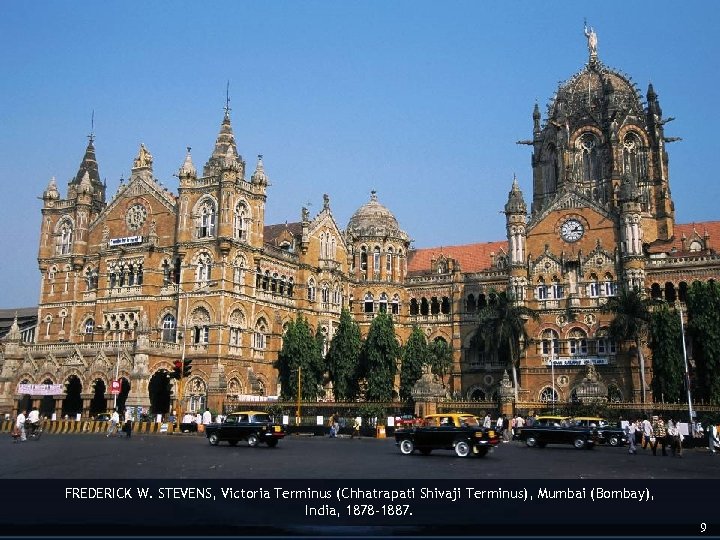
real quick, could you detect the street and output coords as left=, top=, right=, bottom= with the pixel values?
left=3, top=432, right=718, bottom=479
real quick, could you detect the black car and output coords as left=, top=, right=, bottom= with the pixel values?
left=205, top=411, right=285, bottom=447
left=570, top=417, right=627, bottom=446
left=517, top=418, right=598, bottom=449
left=395, top=413, right=500, bottom=457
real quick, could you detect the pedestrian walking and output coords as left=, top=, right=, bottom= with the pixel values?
left=14, top=411, right=26, bottom=442
left=122, top=409, right=133, bottom=438
left=710, top=423, right=720, bottom=454
left=650, top=415, right=668, bottom=456
left=202, top=408, right=212, bottom=425
left=641, top=416, right=653, bottom=450
left=626, top=419, right=637, bottom=454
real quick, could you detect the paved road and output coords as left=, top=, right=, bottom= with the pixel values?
left=3, top=432, right=718, bottom=479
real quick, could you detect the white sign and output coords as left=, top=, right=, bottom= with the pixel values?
left=109, top=235, right=143, bottom=247
left=544, top=357, right=609, bottom=367
left=17, top=383, right=63, bottom=395
left=316, top=416, right=324, bottom=426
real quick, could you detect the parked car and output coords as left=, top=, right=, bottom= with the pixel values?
left=94, top=412, right=112, bottom=421
left=570, top=417, right=627, bottom=446
left=205, top=411, right=285, bottom=447
left=517, top=417, right=598, bottom=449
left=394, top=413, right=500, bottom=457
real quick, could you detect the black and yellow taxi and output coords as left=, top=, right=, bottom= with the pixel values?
left=395, top=413, right=500, bottom=457
left=205, top=410, right=285, bottom=448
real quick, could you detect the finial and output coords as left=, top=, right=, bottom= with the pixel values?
left=224, top=80, right=231, bottom=118
left=370, top=190, right=378, bottom=202
left=88, top=109, right=95, bottom=144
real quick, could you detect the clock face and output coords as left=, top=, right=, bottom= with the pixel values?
left=126, top=203, right=148, bottom=231
left=560, top=219, right=584, bottom=242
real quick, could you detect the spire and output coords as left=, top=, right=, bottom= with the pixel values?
left=204, top=107, right=242, bottom=177
left=72, top=136, right=101, bottom=186
left=43, top=176, right=60, bottom=200
left=178, top=147, right=197, bottom=178
left=504, top=174, right=527, bottom=214
left=532, top=102, right=541, bottom=134
left=251, top=154, right=268, bottom=185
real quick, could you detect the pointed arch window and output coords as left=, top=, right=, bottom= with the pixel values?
left=373, top=247, right=381, bottom=272
left=539, top=386, right=558, bottom=403
left=364, top=293, right=374, bottom=313
left=253, top=318, right=268, bottom=350
left=541, top=329, right=560, bottom=357
left=196, top=253, right=212, bottom=283
left=321, top=282, right=330, bottom=303
left=588, top=273, right=600, bottom=297
left=85, top=267, right=98, bottom=291
left=603, top=273, right=617, bottom=296
left=386, top=247, right=393, bottom=274
left=307, top=278, right=316, bottom=301
left=596, top=328, right=616, bottom=356
left=161, top=314, right=176, bottom=342
left=622, top=132, right=646, bottom=181
left=360, top=246, right=368, bottom=272
left=550, top=276, right=564, bottom=299
left=57, top=219, right=73, bottom=255
left=378, top=292, right=388, bottom=313
left=568, top=328, right=588, bottom=356
left=536, top=277, right=548, bottom=300
left=391, top=294, right=400, bottom=315
left=196, top=199, right=217, bottom=238
left=409, top=298, right=419, bottom=316
left=233, top=201, right=250, bottom=241
left=233, top=255, right=247, bottom=286
left=577, top=133, right=600, bottom=184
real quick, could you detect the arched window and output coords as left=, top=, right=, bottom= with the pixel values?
left=287, top=277, right=294, bottom=297
left=233, top=255, right=246, bottom=286
left=420, top=297, right=429, bottom=316
left=373, top=247, right=381, bottom=272
left=539, top=386, right=558, bottom=403
left=307, top=278, right=316, bottom=301
left=430, top=297, right=440, bottom=315
left=467, top=294, right=477, bottom=313
left=196, top=253, right=212, bottom=283
left=360, top=247, right=368, bottom=271
left=253, top=318, right=268, bottom=350
left=550, top=276, right=564, bottom=299
left=576, top=132, right=600, bottom=184
left=541, top=329, right=560, bottom=357
left=603, top=273, right=616, bottom=296
left=596, top=328, right=616, bottom=355
left=321, top=282, right=330, bottom=303
left=622, top=132, right=646, bottom=181
left=190, top=308, right=210, bottom=345
left=271, top=273, right=278, bottom=293
left=441, top=297, right=450, bottom=314
left=378, top=292, right=388, bottom=313
left=83, top=318, right=95, bottom=342
left=196, top=198, right=217, bottom=238
left=664, top=282, right=677, bottom=303
left=391, top=294, right=400, bottom=315
left=161, top=314, right=176, bottom=342
left=233, top=201, right=250, bottom=241
left=568, top=328, right=588, bottom=356
left=386, top=247, right=393, bottom=274
left=262, top=270, right=270, bottom=291
left=409, top=298, right=419, bottom=316
left=85, top=267, right=98, bottom=291
left=57, top=219, right=73, bottom=255
left=364, top=293, right=374, bottom=313
left=536, top=277, right=548, bottom=300
left=229, top=309, right=245, bottom=347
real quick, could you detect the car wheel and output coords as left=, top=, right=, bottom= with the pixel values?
left=573, top=437, right=586, bottom=449
left=267, top=439, right=278, bottom=448
left=455, top=440, right=470, bottom=457
left=609, top=436, right=620, bottom=447
left=526, top=436, right=538, bottom=448
left=399, top=439, right=414, bottom=455
left=419, top=448, right=432, bottom=456
left=248, top=433, right=259, bottom=447
left=228, top=440, right=238, bottom=446
left=208, top=433, right=219, bottom=446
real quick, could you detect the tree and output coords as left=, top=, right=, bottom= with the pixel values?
left=326, top=309, right=362, bottom=400
left=400, top=327, right=428, bottom=402
left=601, top=286, right=656, bottom=404
left=359, top=312, right=400, bottom=402
left=477, top=289, right=538, bottom=402
left=648, top=303, right=684, bottom=403
left=429, top=338, right=453, bottom=387
left=685, top=280, right=720, bottom=405
left=275, top=315, right=324, bottom=401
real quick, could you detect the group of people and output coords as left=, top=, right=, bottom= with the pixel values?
left=481, top=413, right=526, bottom=442
left=12, top=407, right=40, bottom=442
left=106, top=409, right=133, bottom=438
left=625, top=415, right=704, bottom=457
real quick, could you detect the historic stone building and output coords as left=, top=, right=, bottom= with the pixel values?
left=1, top=32, right=719, bottom=417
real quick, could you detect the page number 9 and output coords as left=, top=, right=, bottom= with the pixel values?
left=701, top=523, right=707, bottom=533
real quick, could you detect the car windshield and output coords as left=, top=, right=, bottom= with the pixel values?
left=252, top=414, right=271, bottom=423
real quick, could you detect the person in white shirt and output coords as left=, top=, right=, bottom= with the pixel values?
left=107, top=409, right=120, bottom=437
left=27, top=407, right=40, bottom=424
left=202, top=409, right=212, bottom=425
left=642, top=417, right=653, bottom=450
left=15, top=411, right=26, bottom=442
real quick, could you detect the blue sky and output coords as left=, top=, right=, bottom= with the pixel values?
left=1, top=1, right=718, bottom=308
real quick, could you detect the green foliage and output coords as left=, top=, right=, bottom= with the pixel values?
left=601, top=286, right=657, bottom=403
left=325, top=309, right=362, bottom=400
left=686, top=281, right=720, bottom=405
left=275, top=315, right=324, bottom=401
left=429, top=338, right=453, bottom=383
left=359, top=312, right=400, bottom=402
left=476, top=289, right=538, bottom=398
left=399, top=327, right=428, bottom=402
left=648, top=304, right=685, bottom=403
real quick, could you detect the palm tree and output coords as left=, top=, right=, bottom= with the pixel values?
left=477, top=289, right=539, bottom=402
left=601, top=286, right=656, bottom=404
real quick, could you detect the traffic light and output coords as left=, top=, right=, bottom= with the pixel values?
left=183, top=358, right=192, bottom=378
left=171, top=360, right=182, bottom=379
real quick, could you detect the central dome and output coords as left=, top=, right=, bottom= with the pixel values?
left=347, top=190, right=404, bottom=238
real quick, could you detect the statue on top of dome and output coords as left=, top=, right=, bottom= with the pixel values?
left=584, top=20, right=598, bottom=60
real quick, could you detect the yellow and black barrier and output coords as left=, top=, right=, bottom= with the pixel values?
left=2, top=419, right=188, bottom=436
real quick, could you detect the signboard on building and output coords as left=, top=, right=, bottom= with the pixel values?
left=544, top=357, right=610, bottom=367
left=109, top=235, right=143, bottom=247
left=16, top=383, right=63, bottom=395
left=111, top=380, right=121, bottom=395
